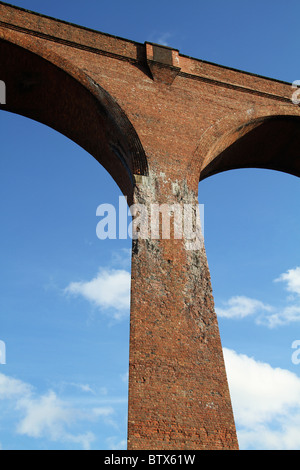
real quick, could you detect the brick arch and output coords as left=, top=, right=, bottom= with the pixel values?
left=0, top=33, right=148, bottom=202
left=198, top=107, right=300, bottom=181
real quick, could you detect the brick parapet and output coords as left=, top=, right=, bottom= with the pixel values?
left=0, top=1, right=293, bottom=103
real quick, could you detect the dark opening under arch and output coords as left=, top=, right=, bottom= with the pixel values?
left=0, top=37, right=148, bottom=204
left=200, top=115, right=300, bottom=182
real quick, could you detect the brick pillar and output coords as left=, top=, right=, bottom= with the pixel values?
left=127, top=172, right=238, bottom=450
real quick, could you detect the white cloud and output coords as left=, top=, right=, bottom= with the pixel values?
left=216, top=295, right=272, bottom=319
left=16, top=390, right=91, bottom=445
left=0, top=372, right=32, bottom=400
left=224, top=348, right=300, bottom=449
left=216, top=266, right=300, bottom=328
left=0, top=372, right=118, bottom=450
left=64, top=268, right=131, bottom=320
left=258, top=304, right=300, bottom=328
left=275, top=267, right=300, bottom=296
left=258, top=267, right=300, bottom=327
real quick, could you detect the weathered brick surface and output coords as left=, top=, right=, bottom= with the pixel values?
left=128, top=175, right=238, bottom=449
left=1, top=1, right=300, bottom=450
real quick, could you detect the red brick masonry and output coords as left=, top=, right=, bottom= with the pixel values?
left=1, top=1, right=300, bottom=449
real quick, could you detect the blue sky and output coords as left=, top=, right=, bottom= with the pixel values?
left=1, top=0, right=300, bottom=450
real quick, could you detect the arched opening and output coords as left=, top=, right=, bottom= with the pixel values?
left=0, top=37, right=148, bottom=204
left=0, top=37, right=140, bottom=449
left=198, top=117, right=300, bottom=450
left=0, top=111, right=132, bottom=450
left=200, top=115, right=300, bottom=181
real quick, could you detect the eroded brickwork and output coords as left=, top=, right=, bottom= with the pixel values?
left=128, top=172, right=237, bottom=449
left=1, top=1, right=300, bottom=450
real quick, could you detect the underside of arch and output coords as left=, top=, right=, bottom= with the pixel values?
left=200, top=115, right=300, bottom=181
left=0, top=36, right=148, bottom=202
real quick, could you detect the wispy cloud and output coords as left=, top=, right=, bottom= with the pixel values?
left=257, top=304, right=300, bottom=328
left=0, top=371, right=124, bottom=450
left=110, top=248, right=131, bottom=270
left=147, top=31, right=173, bottom=47
left=68, top=382, right=96, bottom=395
left=0, top=373, right=98, bottom=449
left=16, top=390, right=95, bottom=449
left=0, top=372, right=32, bottom=399
left=224, top=347, right=300, bottom=449
left=216, top=296, right=272, bottom=319
left=106, top=436, right=127, bottom=450
left=216, top=266, right=300, bottom=328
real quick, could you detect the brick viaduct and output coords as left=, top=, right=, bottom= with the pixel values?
left=0, top=1, right=300, bottom=450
